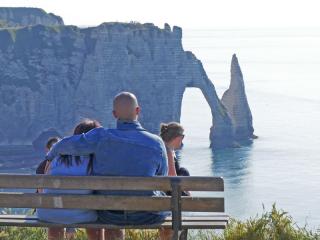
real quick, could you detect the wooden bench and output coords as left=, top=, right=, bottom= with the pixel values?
left=0, top=174, right=228, bottom=239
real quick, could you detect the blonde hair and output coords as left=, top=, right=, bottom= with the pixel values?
left=160, top=122, right=184, bottom=143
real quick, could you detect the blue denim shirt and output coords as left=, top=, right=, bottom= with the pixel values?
left=47, top=120, right=169, bottom=224
left=47, top=120, right=168, bottom=180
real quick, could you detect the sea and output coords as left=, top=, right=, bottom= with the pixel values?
left=180, top=28, right=320, bottom=230
left=1, top=27, right=320, bottom=230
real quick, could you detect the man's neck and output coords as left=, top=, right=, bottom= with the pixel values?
left=117, top=118, right=137, bottom=122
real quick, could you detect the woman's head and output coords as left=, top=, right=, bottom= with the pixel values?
left=73, top=119, right=102, bottom=135
left=160, top=122, right=184, bottom=149
left=59, top=119, right=101, bottom=170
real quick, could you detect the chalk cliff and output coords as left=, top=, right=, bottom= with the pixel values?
left=0, top=8, right=254, bottom=148
left=221, top=54, right=254, bottom=141
left=0, top=7, right=63, bottom=27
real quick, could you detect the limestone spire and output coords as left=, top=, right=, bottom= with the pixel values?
left=221, top=54, right=255, bottom=141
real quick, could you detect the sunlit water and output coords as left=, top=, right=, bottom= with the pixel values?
left=180, top=28, right=320, bottom=229
left=0, top=28, right=319, bottom=229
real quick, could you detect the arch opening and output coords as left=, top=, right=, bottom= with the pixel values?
left=180, top=87, right=213, bottom=147
left=179, top=87, right=215, bottom=175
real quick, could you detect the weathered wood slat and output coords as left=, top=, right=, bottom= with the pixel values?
left=0, top=214, right=229, bottom=222
left=165, top=216, right=229, bottom=223
left=182, top=197, right=224, bottom=212
left=0, top=215, right=38, bottom=220
left=0, top=193, right=224, bottom=212
left=0, top=219, right=228, bottom=229
left=0, top=175, right=224, bottom=191
left=0, top=174, right=228, bottom=231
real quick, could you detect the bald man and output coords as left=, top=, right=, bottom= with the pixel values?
left=112, top=92, right=140, bottom=121
left=46, top=92, right=170, bottom=239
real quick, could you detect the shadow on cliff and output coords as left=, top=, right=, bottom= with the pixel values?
left=211, top=142, right=253, bottom=185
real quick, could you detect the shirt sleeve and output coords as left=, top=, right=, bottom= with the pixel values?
left=156, top=139, right=168, bottom=176
left=46, top=128, right=104, bottom=161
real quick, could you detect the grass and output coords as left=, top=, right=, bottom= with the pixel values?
left=0, top=205, right=319, bottom=239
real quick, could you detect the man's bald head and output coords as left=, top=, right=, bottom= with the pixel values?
left=113, top=92, right=140, bottom=121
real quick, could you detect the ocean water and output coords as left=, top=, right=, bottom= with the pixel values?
left=180, top=28, right=320, bottom=229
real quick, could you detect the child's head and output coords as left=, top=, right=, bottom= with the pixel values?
left=45, top=137, right=60, bottom=152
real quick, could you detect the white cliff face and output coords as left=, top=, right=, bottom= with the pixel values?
left=0, top=8, right=254, bottom=148
left=73, top=23, right=236, bottom=148
left=0, top=8, right=63, bottom=27
left=221, top=54, right=254, bottom=141
left=0, top=25, right=86, bottom=144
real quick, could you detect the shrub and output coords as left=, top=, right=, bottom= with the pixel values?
left=223, top=204, right=319, bottom=240
left=0, top=205, right=319, bottom=240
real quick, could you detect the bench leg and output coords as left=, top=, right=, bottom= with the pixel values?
left=86, top=228, right=104, bottom=240
left=172, top=230, right=179, bottom=240
left=179, top=229, right=188, bottom=240
left=170, top=179, right=182, bottom=240
left=159, top=228, right=175, bottom=240
left=48, top=227, right=64, bottom=240
left=105, top=229, right=124, bottom=240
left=159, top=228, right=187, bottom=240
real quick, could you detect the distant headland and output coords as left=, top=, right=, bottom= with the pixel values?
left=0, top=7, right=255, bottom=149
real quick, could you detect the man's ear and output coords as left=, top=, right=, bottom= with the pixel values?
left=112, top=110, right=118, bottom=119
left=136, top=106, right=141, bottom=115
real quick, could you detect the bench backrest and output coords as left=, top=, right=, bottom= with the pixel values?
left=0, top=174, right=225, bottom=230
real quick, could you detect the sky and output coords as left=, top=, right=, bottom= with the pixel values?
left=1, top=0, right=320, bottom=29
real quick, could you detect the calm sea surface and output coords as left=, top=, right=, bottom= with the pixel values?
left=1, top=28, right=319, bottom=229
left=180, top=28, right=320, bottom=229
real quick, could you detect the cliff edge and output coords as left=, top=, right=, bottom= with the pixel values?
left=0, top=7, right=63, bottom=27
left=0, top=8, right=254, bottom=149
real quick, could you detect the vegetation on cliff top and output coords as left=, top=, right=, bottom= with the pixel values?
left=0, top=205, right=319, bottom=239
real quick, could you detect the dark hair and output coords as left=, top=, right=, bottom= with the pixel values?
left=73, top=119, right=102, bottom=135
left=59, top=119, right=102, bottom=174
left=46, top=137, right=60, bottom=150
left=160, top=122, right=184, bottom=143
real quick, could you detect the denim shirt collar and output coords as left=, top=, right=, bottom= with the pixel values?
left=116, top=120, right=145, bottom=131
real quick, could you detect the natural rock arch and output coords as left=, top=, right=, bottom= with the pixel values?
left=0, top=8, right=254, bottom=148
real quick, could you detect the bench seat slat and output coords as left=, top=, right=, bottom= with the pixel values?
left=0, top=175, right=224, bottom=191
left=0, top=193, right=224, bottom=212
left=0, top=218, right=228, bottom=229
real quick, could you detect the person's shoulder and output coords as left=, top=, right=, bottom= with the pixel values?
left=88, top=127, right=107, bottom=134
left=143, top=131, right=162, bottom=142
left=140, top=130, right=165, bottom=147
left=86, top=127, right=108, bottom=138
